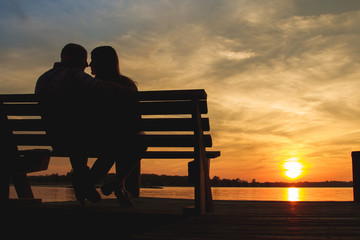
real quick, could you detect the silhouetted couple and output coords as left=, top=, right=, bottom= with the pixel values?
left=35, top=43, right=146, bottom=206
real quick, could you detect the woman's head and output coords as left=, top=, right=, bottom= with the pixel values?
left=90, top=46, right=120, bottom=79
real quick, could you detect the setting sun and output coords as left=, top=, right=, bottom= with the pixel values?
left=283, top=158, right=303, bottom=180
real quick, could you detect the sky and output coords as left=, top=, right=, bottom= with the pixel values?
left=1, top=0, right=360, bottom=182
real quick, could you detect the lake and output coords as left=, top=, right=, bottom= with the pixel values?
left=9, top=186, right=354, bottom=202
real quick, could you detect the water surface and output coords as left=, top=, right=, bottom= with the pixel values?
left=10, top=186, right=353, bottom=202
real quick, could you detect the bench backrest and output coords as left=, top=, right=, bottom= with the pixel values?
left=0, top=90, right=214, bottom=158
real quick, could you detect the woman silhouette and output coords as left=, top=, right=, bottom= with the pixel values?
left=90, top=46, right=138, bottom=91
left=89, top=46, right=145, bottom=206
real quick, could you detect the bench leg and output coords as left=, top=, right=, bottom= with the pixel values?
left=187, top=158, right=214, bottom=214
left=0, top=173, right=10, bottom=201
left=12, top=172, right=34, bottom=199
left=204, top=158, right=214, bottom=212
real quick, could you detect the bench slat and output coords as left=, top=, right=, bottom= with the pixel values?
left=140, top=118, right=209, bottom=131
left=139, top=101, right=207, bottom=115
left=0, top=90, right=207, bottom=102
left=142, top=135, right=212, bottom=147
left=0, top=94, right=38, bottom=102
left=1, top=104, right=41, bottom=116
left=1, top=101, right=207, bottom=116
left=139, top=89, right=207, bottom=101
left=12, top=134, right=213, bottom=147
left=51, top=150, right=220, bottom=159
left=141, top=151, right=220, bottom=159
left=7, top=118, right=210, bottom=132
left=7, top=119, right=46, bottom=131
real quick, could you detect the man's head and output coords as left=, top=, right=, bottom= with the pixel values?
left=61, top=43, right=88, bottom=71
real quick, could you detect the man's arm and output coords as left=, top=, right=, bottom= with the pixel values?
left=95, top=81, right=138, bottom=96
left=75, top=71, right=137, bottom=95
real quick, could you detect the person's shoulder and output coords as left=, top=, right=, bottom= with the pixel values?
left=37, top=63, right=60, bottom=79
left=120, top=75, right=138, bottom=91
left=35, top=65, right=59, bottom=94
left=37, top=69, right=52, bottom=82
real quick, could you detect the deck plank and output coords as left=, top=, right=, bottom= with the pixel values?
left=134, top=200, right=360, bottom=239
left=5, top=198, right=360, bottom=239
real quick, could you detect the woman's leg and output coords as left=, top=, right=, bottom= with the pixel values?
left=70, top=151, right=101, bottom=204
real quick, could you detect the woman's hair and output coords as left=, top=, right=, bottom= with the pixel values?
left=91, top=46, right=137, bottom=88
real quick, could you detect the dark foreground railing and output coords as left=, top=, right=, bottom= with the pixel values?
left=352, top=151, right=360, bottom=202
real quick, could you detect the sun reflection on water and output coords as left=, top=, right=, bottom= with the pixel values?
left=285, top=187, right=301, bottom=201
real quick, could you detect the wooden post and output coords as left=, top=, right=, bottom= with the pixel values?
left=0, top=100, right=13, bottom=201
left=189, top=97, right=214, bottom=214
left=204, top=158, right=214, bottom=212
left=0, top=99, right=35, bottom=200
left=352, top=151, right=360, bottom=202
left=0, top=173, right=10, bottom=202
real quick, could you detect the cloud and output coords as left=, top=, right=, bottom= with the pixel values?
left=110, top=2, right=360, bottom=180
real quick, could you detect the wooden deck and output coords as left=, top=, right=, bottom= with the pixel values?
left=5, top=198, right=360, bottom=239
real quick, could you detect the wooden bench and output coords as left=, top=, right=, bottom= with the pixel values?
left=0, top=89, right=220, bottom=214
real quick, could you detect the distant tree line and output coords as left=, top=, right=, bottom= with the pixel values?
left=210, top=176, right=352, bottom=187
left=25, top=173, right=353, bottom=187
left=27, top=173, right=72, bottom=185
